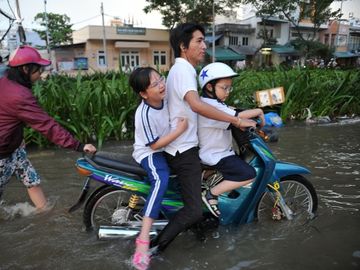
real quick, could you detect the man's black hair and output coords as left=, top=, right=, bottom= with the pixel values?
left=170, top=23, right=205, bottom=58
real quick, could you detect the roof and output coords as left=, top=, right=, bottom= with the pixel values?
left=270, top=45, right=300, bottom=56
left=206, top=47, right=246, bottom=61
left=52, top=42, right=86, bottom=49
left=333, top=51, right=358, bottom=58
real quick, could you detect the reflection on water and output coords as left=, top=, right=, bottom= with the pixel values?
left=0, top=123, right=359, bottom=270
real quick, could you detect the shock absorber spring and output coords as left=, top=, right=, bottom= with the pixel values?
left=128, top=194, right=139, bottom=209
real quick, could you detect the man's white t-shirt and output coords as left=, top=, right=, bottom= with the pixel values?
left=132, top=99, right=170, bottom=163
left=198, top=97, right=236, bottom=165
left=165, top=58, right=199, bottom=156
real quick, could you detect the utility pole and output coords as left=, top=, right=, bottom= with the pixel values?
left=14, top=0, right=26, bottom=44
left=44, top=0, right=51, bottom=58
left=101, top=2, right=107, bottom=68
left=212, top=0, right=215, bottom=62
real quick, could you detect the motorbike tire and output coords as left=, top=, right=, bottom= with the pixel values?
left=83, top=185, right=146, bottom=230
left=256, top=175, right=318, bottom=222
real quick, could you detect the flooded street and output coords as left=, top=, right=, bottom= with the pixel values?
left=0, top=122, right=359, bottom=270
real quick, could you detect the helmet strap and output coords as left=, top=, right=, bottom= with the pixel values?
left=208, top=81, right=220, bottom=101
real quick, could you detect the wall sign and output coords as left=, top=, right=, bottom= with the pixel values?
left=117, top=27, right=146, bottom=35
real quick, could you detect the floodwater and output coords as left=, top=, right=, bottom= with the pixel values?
left=0, top=121, right=359, bottom=270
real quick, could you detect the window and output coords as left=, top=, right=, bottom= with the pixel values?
left=120, top=51, right=140, bottom=71
left=229, top=36, right=239, bottom=46
left=153, top=50, right=167, bottom=65
left=331, top=34, right=336, bottom=46
left=324, top=34, right=329, bottom=45
left=269, top=29, right=274, bottom=38
left=300, top=2, right=312, bottom=19
left=97, top=50, right=106, bottom=66
left=242, top=37, right=249, bottom=46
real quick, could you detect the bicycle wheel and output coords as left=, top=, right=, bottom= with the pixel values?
left=256, top=175, right=318, bottom=222
left=83, top=185, right=145, bottom=230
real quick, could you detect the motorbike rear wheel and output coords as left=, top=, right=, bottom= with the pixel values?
left=83, top=185, right=146, bottom=230
left=256, top=175, right=318, bottom=223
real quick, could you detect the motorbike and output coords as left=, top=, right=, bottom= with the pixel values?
left=69, top=125, right=318, bottom=239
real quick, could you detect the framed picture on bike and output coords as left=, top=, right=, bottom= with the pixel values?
left=255, top=87, right=285, bottom=107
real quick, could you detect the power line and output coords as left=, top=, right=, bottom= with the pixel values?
left=72, top=15, right=101, bottom=25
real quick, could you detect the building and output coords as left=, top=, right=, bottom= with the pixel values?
left=205, top=23, right=255, bottom=66
left=53, top=24, right=170, bottom=72
left=215, top=1, right=360, bottom=67
left=348, top=17, right=360, bottom=53
left=212, top=11, right=299, bottom=67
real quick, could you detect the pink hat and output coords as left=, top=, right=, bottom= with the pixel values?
left=8, top=45, right=51, bottom=67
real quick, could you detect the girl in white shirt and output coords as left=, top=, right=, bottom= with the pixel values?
left=130, top=67, right=187, bottom=270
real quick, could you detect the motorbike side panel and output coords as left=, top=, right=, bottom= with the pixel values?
left=77, top=158, right=184, bottom=218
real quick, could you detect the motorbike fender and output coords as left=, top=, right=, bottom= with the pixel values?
left=273, top=161, right=311, bottom=179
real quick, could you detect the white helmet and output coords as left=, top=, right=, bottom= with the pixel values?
left=198, top=62, right=238, bottom=89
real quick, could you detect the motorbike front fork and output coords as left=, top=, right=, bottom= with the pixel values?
left=267, top=182, right=294, bottom=221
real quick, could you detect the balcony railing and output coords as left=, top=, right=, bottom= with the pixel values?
left=216, top=23, right=255, bottom=35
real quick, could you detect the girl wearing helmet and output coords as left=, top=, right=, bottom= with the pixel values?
left=0, top=46, right=96, bottom=210
left=198, top=62, right=265, bottom=217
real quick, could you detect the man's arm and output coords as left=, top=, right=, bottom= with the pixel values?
left=185, top=91, right=239, bottom=123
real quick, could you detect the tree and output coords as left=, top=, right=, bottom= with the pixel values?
left=33, top=12, right=73, bottom=48
left=144, top=0, right=241, bottom=29
left=290, top=39, right=333, bottom=60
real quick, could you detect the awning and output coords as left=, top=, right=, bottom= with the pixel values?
left=206, top=47, right=245, bottom=61
left=333, top=51, right=357, bottom=58
left=229, top=45, right=257, bottom=56
left=205, top=34, right=223, bottom=43
left=270, top=45, right=299, bottom=56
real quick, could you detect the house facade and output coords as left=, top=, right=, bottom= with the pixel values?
left=348, top=17, right=360, bottom=53
left=53, top=24, right=170, bottom=73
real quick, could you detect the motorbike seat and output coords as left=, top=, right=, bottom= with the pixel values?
left=89, top=151, right=148, bottom=177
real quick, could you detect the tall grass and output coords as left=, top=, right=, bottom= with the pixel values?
left=25, top=68, right=360, bottom=148
left=27, top=71, right=138, bottom=148
left=229, top=67, right=360, bottom=121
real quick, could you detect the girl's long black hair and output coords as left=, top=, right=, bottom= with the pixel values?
left=7, top=64, right=42, bottom=88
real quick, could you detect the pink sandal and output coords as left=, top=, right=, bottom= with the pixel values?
left=132, top=238, right=151, bottom=270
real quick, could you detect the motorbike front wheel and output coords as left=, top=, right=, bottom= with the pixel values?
left=83, top=185, right=146, bottom=230
left=256, top=175, right=318, bottom=223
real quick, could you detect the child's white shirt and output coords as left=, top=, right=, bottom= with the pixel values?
left=198, top=97, right=236, bottom=165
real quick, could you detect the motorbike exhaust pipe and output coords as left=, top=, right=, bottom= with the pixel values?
left=98, top=220, right=168, bottom=239
left=98, top=226, right=158, bottom=240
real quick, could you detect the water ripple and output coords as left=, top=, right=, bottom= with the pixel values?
left=319, top=189, right=360, bottom=200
